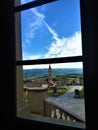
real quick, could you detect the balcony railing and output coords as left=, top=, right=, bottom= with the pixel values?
left=44, top=98, right=85, bottom=123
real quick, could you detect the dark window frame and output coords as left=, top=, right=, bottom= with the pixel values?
left=15, top=0, right=83, bottom=65
left=14, top=0, right=84, bottom=129
left=1, top=0, right=98, bottom=130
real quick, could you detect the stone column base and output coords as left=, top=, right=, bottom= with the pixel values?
left=17, top=100, right=31, bottom=118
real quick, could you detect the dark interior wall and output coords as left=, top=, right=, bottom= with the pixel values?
left=1, top=0, right=16, bottom=129
left=1, top=0, right=98, bottom=130
left=80, top=1, right=98, bottom=129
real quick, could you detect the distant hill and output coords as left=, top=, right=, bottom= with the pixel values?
left=23, top=68, right=83, bottom=78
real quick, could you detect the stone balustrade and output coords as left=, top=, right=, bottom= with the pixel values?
left=44, top=98, right=85, bottom=123
left=24, top=87, right=85, bottom=123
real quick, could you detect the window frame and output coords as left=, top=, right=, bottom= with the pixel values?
left=15, top=0, right=83, bottom=65
left=1, top=0, right=98, bottom=130
left=14, top=0, right=84, bottom=129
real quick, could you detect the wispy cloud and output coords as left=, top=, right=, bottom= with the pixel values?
left=24, top=8, right=45, bottom=43
left=23, top=7, right=82, bottom=59
left=43, top=21, right=59, bottom=41
left=29, top=8, right=82, bottom=58
left=44, top=31, right=82, bottom=58
left=31, top=8, right=45, bottom=19
left=22, top=0, right=82, bottom=69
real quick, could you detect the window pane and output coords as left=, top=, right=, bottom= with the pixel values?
left=14, top=0, right=35, bottom=6
left=16, top=62, right=86, bottom=128
left=21, top=0, right=35, bottom=5
left=20, top=0, right=82, bottom=60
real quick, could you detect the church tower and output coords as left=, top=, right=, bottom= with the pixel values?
left=48, top=64, right=53, bottom=86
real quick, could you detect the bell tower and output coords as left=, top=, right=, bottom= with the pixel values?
left=48, top=64, right=53, bottom=85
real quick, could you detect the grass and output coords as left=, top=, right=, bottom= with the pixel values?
left=74, top=88, right=84, bottom=98
left=79, top=88, right=84, bottom=98
left=48, top=87, right=71, bottom=96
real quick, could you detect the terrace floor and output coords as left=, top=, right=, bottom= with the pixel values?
left=46, top=86, right=85, bottom=121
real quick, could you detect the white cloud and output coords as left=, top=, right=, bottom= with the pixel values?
left=24, top=8, right=45, bottom=43
left=51, top=62, right=83, bottom=68
left=22, top=3, right=83, bottom=69
left=23, top=5, right=82, bottom=59
left=43, top=21, right=59, bottom=41
left=23, top=64, right=49, bottom=69
left=31, top=8, right=45, bottom=19
left=44, top=31, right=82, bottom=58
left=23, top=62, right=83, bottom=69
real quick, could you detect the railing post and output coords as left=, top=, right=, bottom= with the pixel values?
left=27, top=87, right=48, bottom=115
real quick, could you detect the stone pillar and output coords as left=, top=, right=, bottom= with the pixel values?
left=27, top=87, right=48, bottom=115
left=15, top=0, right=30, bottom=118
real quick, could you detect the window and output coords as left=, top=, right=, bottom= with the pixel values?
left=1, top=0, right=98, bottom=130
left=15, top=0, right=86, bottom=129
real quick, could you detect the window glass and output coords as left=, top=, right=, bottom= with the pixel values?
left=15, top=0, right=35, bottom=6
left=20, top=0, right=82, bottom=60
left=16, top=62, right=86, bottom=128
left=21, top=0, right=35, bottom=5
left=15, top=0, right=86, bottom=129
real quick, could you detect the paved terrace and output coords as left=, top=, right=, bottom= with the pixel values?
left=46, top=86, right=85, bottom=122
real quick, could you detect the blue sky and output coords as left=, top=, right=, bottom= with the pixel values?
left=21, top=0, right=83, bottom=69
